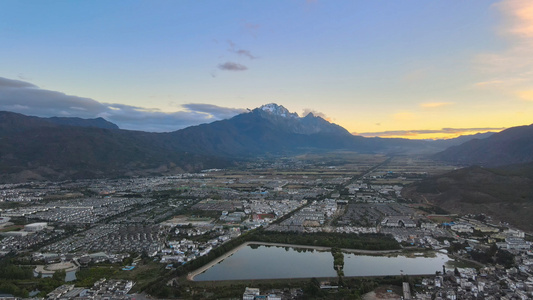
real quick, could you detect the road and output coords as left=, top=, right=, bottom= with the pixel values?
left=187, top=157, right=397, bottom=281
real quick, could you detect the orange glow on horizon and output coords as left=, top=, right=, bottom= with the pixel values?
left=355, top=130, right=502, bottom=140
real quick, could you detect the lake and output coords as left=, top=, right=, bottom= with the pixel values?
left=194, top=245, right=454, bottom=281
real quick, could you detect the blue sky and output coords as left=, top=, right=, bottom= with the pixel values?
left=1, top=0, right=532, bottom=138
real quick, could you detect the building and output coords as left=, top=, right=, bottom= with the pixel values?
left=24, top=222, right=48, bottom=232
left=243, top=287, right=260, bottom=300
left=504, top=237, right=531, bottom=251
left=0, top=231, right=28, bottom=237
left=450, top=223, right=473, bottom=233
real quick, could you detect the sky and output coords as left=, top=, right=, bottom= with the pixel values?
left=1, top=0, right=533, bottom=139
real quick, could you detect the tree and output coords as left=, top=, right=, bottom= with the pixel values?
left=304, top=278, right=323, bottom=298
left=496, top=250, right=515, bottom=268
left=488, top=243, right=498, bottom=256
left=123, top=257, right=133, bottom=266
left=52, top=270, right=66, bottom=282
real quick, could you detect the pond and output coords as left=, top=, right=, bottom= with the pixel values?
left=194, top=245, right=454, bottom=281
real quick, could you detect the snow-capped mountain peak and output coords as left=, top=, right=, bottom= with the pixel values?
left=259, top=103, right=299, bottom=118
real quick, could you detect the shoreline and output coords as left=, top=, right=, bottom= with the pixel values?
left=187, top=242, right=404, bottom=281
left=186, top=241, right=251, bottom=281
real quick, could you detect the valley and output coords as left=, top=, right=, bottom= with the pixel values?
left=4, top=1, right=533, bottom=298
left=1, top=154, right=531, bottom=299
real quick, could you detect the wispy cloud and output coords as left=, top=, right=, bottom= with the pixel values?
left=302, top=108, right=332, bottom=121
left=357, top=127, right=504, bottom=138
left=496, top=0, right=533, bottom=38
left=474, top=79, right=507, bottom=88
left=227, top=40, right=257, bottom=59
left=214, top=40, right=256, bottom=75
left=475, top=0, right=533, bottom=92
left=0, top=76, right=246, bottom=132
left=516, top=89, right=533, bottom=101
left=218, top=61, right=248, bottom=71
left=243, top=22, right=260, bottom=38
left=182, top=103, right=246, bottom=119
left=420, top=102, right=454, bottom=108
left=235, top=49, right=257, bottom=60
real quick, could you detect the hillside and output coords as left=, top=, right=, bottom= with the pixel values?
left=0, top=104, right=503, bottom=183
left=166, top=104, right=431, bottom=157
left=0, top=106, right=399, bottom=182
left=433, top=124, right=533, bottom=166
left=47, top=116, right=120, bottom=129
left=402, top=164, right=533, bottom=231
left=430, top=132, right=494, bottom=149
left=0, top=111, right=230, bottom=182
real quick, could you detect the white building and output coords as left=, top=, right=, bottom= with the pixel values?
left=24, top=222, right=48, bottom=232
left=243, top=287, right=260, bottom=300
left=450, top=223, right=473, bottom=233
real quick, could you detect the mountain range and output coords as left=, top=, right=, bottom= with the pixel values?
left=433, top=124, right=533, bottom=167
left=0, top=111, right=229, bottom=182
left=164, top=104, right=429, bottom=157
left=0, top=103, right=529, bottom=182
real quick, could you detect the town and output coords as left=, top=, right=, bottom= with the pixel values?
left=0, top=154, right=532, bottom=299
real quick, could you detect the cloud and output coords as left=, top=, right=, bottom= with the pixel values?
left=516, top=89, right=533, bottom=101
left=227, top=40, right=257, bottom=59
left=17, top=73, right=31, bottom=81
left=218, top=61, right=248, bottom=71
left=420, top=102, right=454, bottom=108
left=235, top=49, right=257, bottom=60
left=302, top=108, right=332, bottom=121
left=474, top=0, right=533, bottom=92
left=243, top=22, right=260, bottom=37
left=357, top=127, right=505, bottom=138
left=473, top=80, right=507, bottom=87
left=0, top=77, right=37, bottom=88
left=215, top=41, right=255, bottom=73
left=496, top=0, right=533, bottom=38
left=0, top=76, right=246, bottom=132
left=182, top=103, right=247, bottom=119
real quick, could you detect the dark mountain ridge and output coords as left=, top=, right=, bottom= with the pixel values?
left=0, top=104, right=513, bottom=182
left=433, top=124, right=533, bottom=166
left=0, top=111, right=229, bottom=182
left=0, top=111, right=120, bottom=132
left=47, top=116, right=119, bottom=129
left=164, top=104, right=366, bottom=157
left=430, top=132, right=495, bottom=149
left=0, top=105, right=421, bottom=182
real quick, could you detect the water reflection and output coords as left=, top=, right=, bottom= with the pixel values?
left=194, top=245, right=453, bottom=281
